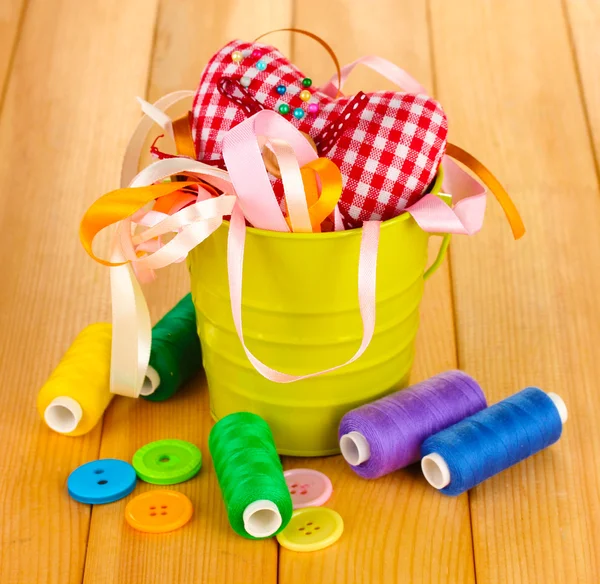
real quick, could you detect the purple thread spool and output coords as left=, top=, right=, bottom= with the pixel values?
left=338, top=371, right=487, bottom=479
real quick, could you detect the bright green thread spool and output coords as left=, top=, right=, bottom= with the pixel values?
left=209, top=412, right=293, bottom=539
left=141, top=293, right=202, bottom=402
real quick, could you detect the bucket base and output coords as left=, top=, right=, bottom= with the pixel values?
left=209, top=411, right=342, bottom=457
left=188, top=186, right=440, bottom=457
left=207, top=367, right=412, bottom=457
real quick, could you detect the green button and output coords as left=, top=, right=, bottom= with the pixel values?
left=132, top=439, right=202, bottom=485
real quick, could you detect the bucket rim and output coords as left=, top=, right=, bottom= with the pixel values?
left=222, top=166, right=444, bottom=240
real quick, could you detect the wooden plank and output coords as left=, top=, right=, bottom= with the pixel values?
left=0, top=0, right=25, bottom=100
left=564, top=0, right=600, bottom=167
left=148, top=0, right=293, bottom=101
left=0, top=0, right=158, bottom=583
left=430, top=0, right=600, bottom=582
left=280, top=3, right=475, bottom=583
left=82, top=2, right=293, bottom=583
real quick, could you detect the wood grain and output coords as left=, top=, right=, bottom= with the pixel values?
left=82, top=2, right=293, bottom=583
left=0, top=0, right=158, bottom=583
left=148, top=0, right=293, bottom=101
left=279, top=2, right=474, bottom=582
left=564, top=0, right=600, bottom=169
left=0, top=0, right=25, bottom=101
left=430, top=0, right=600, bottom=582
left=2, top=0, right=599, bottom=581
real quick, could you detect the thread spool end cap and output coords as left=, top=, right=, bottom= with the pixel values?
left=140, top=366, right=161, bottom=396
left=547, top=392, right=568, bottom=424
left=421, top=452, right=451, bottom=490
left=44, top=396, right=83, bottom=434
left=243, top=500, right=282, bottom=538
left=339, top=431, right=371, bottom=466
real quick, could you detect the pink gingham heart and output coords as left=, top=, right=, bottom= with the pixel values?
left=191, top=40, right=448, bottom=225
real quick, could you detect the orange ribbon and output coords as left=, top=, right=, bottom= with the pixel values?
left=255, top=31, right=523, bottom=239
left=172, top=112, right=196, bottom=159
left=80, top=181, right=200, bottom=266
left=446, top=143, right=525, bottom=240
left=300, top=158, right=344, bottom=232
left=254, top=28, right=342, bottom=99
left=281, top=157, right=343, bottom=232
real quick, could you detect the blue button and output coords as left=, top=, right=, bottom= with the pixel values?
left=68, top=459, right=137, bottom=504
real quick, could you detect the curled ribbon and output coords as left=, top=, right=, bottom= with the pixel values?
left=318, top=53, right=525, bottom=239
left=81, top=181, right=203, bottom=267
left=81, top=157, right=237, bottom=398
left=221, top=109, right=319, bottom=232
left=82, top=124, right=344, bottom=397
left=172, top=112, right=196, bottom=159
left=445, top=143, right=524, bottom=239
left=298, top=158, right=343, bottom=232
left=83, top=46, right=525, bottom=398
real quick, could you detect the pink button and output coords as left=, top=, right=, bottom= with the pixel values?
left=284, top=468, right=333, bottom=509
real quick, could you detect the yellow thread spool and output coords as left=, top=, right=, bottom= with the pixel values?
left=37, top=323, right=114, bottom=436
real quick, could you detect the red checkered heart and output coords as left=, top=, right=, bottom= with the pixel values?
left=191, top=40, right=448, bottom=225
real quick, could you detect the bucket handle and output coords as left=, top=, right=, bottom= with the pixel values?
left=227, top=203, right=381, bottom=384
left=423, top=233, right=452, bottom=280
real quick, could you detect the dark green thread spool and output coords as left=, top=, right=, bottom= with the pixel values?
left=141, top=293, right=202, bottom=401
left=209, top=412, right=293, bottom=539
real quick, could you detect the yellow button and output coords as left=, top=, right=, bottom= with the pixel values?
left=125, top=490, right=193, bottom=533
left=276, top=507, right=343, bottom=552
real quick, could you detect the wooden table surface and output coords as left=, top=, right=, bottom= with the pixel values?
left=2, top=0, right=600, bottom=582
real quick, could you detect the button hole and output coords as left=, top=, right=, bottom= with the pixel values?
left=150, top=512, right=157, bottom=516
left=300, top=491, right=307, bottom=495
left=94, top=469, right=104, bottom=474
left=291, top=484, right=298, bottom=488
left=307, top=522, right=313, bottom=526
left=161, top=512, right=167, bottom=515
left=159, top=456, right=170, bottom=463
left=161, top=505, right=167, bottom=509
left=290, top=490, right=297, bottom=495
left=97, top=480, right=108, bottom=485
left=305, top=532, right=312, bottom=535
left=299, top=527, right=305, bottom=531
left=150, top=506, right=156, bottom=510
left=315, top=526, right=320, bottom=530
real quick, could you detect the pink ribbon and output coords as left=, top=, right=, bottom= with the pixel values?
left=227, top=202, right=381, bottom=382
left=321, top=55, right=428, bottom=98
left=218, top=109, right=384, bottom=382
left=100, top=60, right=492, bottom=396
left=320, top=54, right=487, bottom=236
left=110, top=105, right=335, bottom=395
left=107, top=157, right=236, bottom=397
left=221, top=110, right=318, bottom=231
left=406, top=157, right=487, bottom=235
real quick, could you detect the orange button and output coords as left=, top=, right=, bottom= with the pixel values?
left=125, top=490, right=193, bottom=533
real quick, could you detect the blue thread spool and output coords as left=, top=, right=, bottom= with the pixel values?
left=421, top=387, right=568, bottom=495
